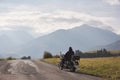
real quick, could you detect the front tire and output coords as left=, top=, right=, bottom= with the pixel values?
left=58, top=62, right=63, bottom=70
left=60, top=66, right=63, bottom=70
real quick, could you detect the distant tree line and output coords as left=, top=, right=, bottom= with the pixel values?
left=75, top=49, right=120, bottom=58
left=43, top=49, right=120, bottom=59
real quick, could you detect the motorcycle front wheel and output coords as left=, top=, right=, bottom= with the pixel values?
left=58, top=62, right=63, bottom=70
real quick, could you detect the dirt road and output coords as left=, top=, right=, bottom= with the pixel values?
left=0, top=60, right=104, bottom=80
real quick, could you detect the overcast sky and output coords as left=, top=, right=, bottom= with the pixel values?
left=0, top=0, right=120, bottom=36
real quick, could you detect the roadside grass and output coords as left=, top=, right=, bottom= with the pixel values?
left=78, top=57, right=120, bottom=80
left=42, top=57, right=120, bottom=80
left=41, top=58, right=59, bottom=65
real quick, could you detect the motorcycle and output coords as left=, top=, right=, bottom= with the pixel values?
left=58, top=54, right=80, bottom=72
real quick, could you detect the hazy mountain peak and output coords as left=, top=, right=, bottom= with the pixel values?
left=86, top=20, right=114, bottom=31
left=72, top=24, right=112, bottom=32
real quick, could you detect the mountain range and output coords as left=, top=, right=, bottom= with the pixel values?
left=0, top=24, right=120, bottom=58
left=16, top=24, right=120, bottom=58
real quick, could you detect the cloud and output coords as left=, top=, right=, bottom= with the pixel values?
left=0, top=5, right=119, bottom=36
left=103, top=0, right=120, bottom=6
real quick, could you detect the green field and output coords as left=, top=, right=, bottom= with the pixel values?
left=42, top=57, right=120, bottom=80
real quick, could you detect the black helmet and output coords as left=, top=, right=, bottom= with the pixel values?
left=69, top=47, right=72, bottom=51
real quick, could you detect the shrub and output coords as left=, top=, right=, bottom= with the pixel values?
left=43, top=51, right=53, bottom=59
left=28, top=56, right=31, bottom=59
left=6, top=57, right=16, bottom=60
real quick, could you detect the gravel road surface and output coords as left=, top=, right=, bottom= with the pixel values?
left=0, top=60, right=104, bottom=80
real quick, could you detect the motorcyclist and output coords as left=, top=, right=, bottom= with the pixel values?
left=61, top=47, right=74, bottom=67
left=64, top=47, right=74, bottom=61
